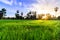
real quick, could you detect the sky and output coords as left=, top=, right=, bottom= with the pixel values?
left=0, top=0, right=60, bottom=17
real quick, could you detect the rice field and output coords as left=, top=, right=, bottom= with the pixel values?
left=0, top=20, right=60, bottom=40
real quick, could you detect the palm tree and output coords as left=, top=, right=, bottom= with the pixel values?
left=27, top=11, right=31, bottom=19
left=54, top=7, right=59, bottom=12
left=54, top=7, right=59, bottom=17
left=15, top=10, right=20, bottom=19
left=15, top=10, right=19, bottom=15
left=1, top=8, right=6, bottom=17
left=16, top=10, right=19, bottom=13
left=21, top=12, right=23, bottom=16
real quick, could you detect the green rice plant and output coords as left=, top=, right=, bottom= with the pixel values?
left=0, top=20, right=60, bottom=40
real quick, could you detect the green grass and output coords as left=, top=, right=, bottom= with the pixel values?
left=0, top=20, right=60, bottom=40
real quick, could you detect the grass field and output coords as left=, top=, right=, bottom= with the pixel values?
left=0, top=20, right=60, bottom=40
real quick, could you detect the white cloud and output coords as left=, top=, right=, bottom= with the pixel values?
left=0, top=0, right=13, bottom=5
left=26, top=0, right=60, bottom=11
left=24, top=0, right=60, bottom=17
left=14, top=0, right=17, bottom=5
left=0, top=0, right=23, bottom=6
left=36, top=0, right=46, bottom=3
left=19, top=2, right=22, bottom=6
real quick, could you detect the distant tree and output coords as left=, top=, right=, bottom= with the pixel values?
left=21, top=12, right=23, bottom=16
left=54, top=7, right=59, bottom=19
left=58, top=16, right=60, bottom=20
left=0, top=8, right=6, bottom=19
left=51, top=15, right=56, bottom=20
left=11, top=17, right=15, bottom=20
left=26, top=11, right=37, bottom=19
left=54, top=7, right=59, bottom=16
left=38, top=14, right=45, bottom=19
left=15, top=10, right=20, bottom=19
left=26, top=14, right=29, bottom=19
left=19, top=12, right=24, bottom=19
left=26, top=11, right=31, bottom=19
left=0, top=11, right=3, bottom=19
left=32, top=11, right=36, bottom=19
left=17, top=10, right=19, bottom=13
left=54, top=7, right=59, bottom=12
left=1, top=8, right=6, bottom=17
left=21, top=12, right=24, bottom=19
left=7, top=17, right=10, bottom=19
left=46, top=13, right=51, bottom=20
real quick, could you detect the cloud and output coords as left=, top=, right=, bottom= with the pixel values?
left=24, top=0, right=60, bottom=17
left=26, top=0, right=60, bottom=10
left=0, top=0, right=13, bottom=5
left=0, top=0, right=23, bottom=6
left=14, top=0, right=17, bottom=5
left=19, top=2, right=22, bottom=6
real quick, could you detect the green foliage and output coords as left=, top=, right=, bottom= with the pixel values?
left=1, top=8, right=6, bottom=16
left=0, top=20, right=60, bottom=40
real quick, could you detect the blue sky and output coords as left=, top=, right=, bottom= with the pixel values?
left=0, top=0, right=60, bottom=17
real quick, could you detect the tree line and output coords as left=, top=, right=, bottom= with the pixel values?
left=0, top=7, right=60, bottom=20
